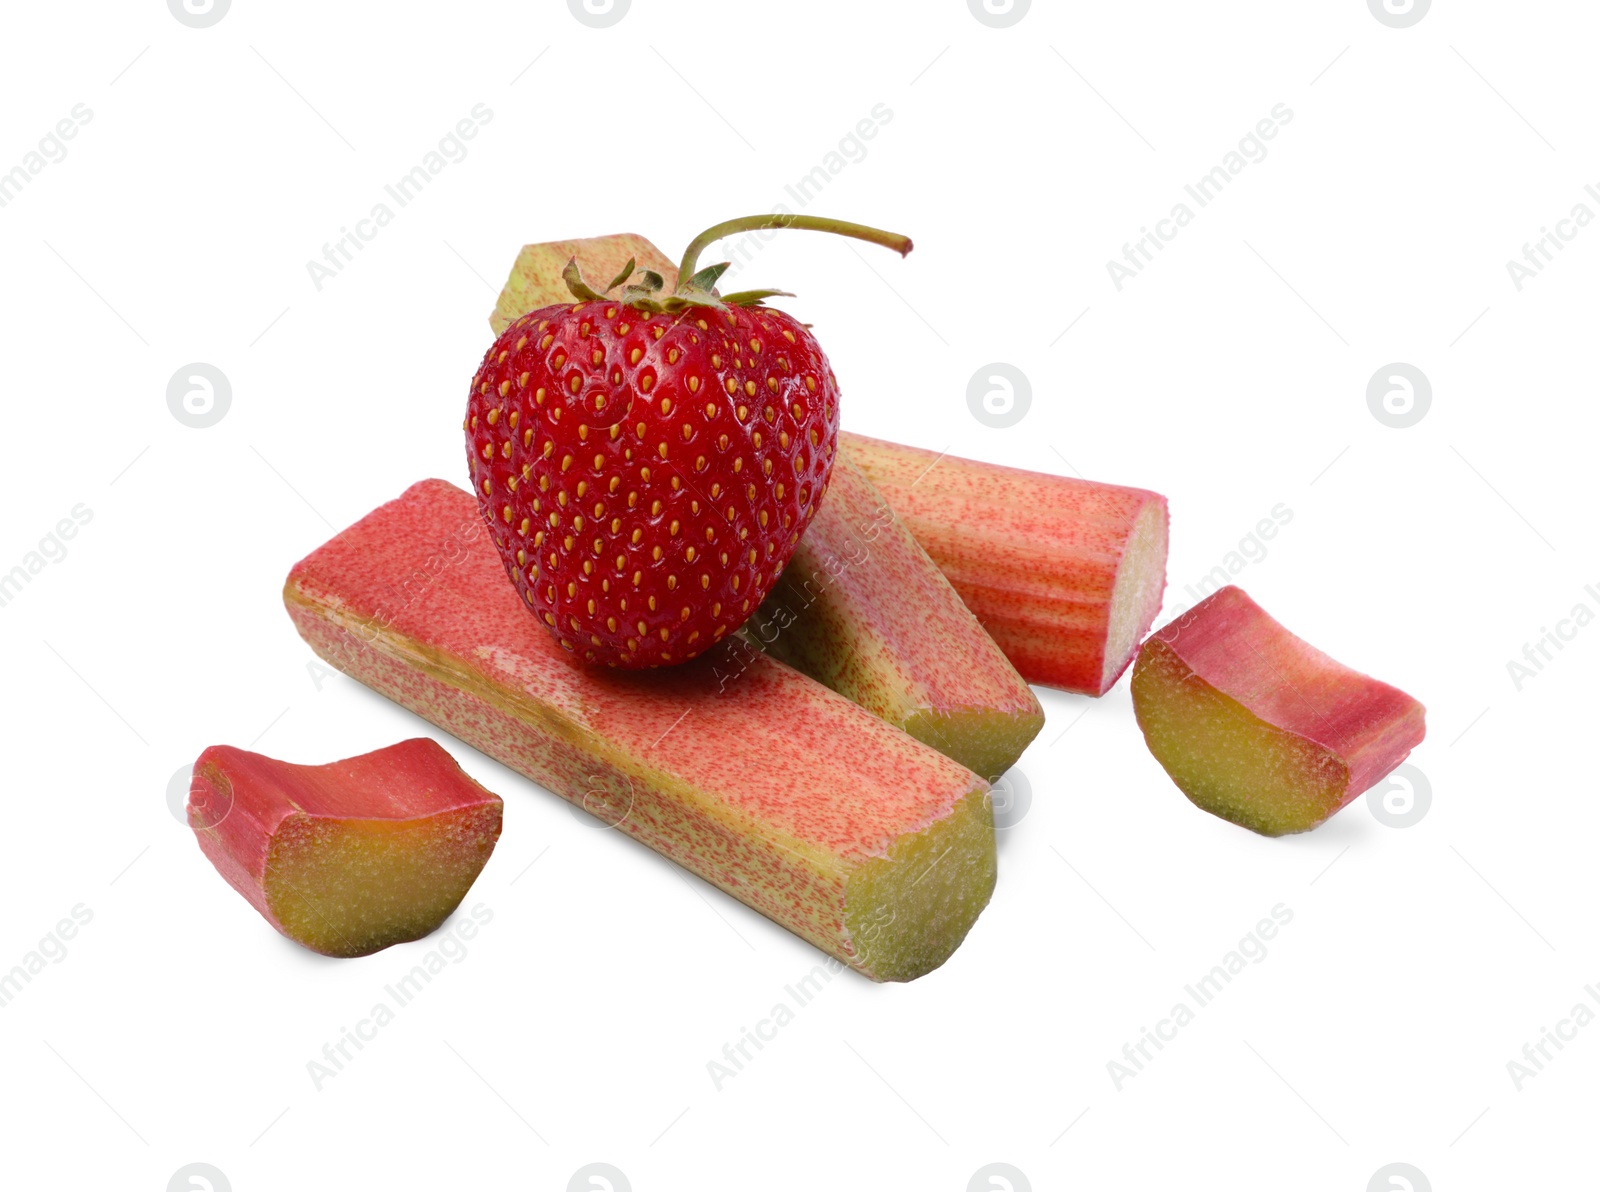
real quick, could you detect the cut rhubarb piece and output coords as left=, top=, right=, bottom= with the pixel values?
left=748, top=452, right=1043, bottom=780
left=489, top=233, right=678, bottom=334
left=187, top=739, right=503, bottom=958
left=488, top=232, right=1042, bottom=777
left=283, top=480, right=995, bottom=982
left=843, top=432, right=1169, bottom=695
left=1130, top=586, right=1426, bottom=836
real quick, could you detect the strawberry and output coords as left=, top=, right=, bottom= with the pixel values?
left=465, top=215, right=912, bottom=668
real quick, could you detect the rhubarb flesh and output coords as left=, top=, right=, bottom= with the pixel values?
left=187, top=739, right=503, bottom=957
left=749, top=452, right=1043, bottom=780
left=843, top=433, right=1169, bottom=694
left=489, top=233, right=1042, bottom=777
left=283, top=480, right=995, bottom=982
left=1131, top=586, right=1426, bottom=836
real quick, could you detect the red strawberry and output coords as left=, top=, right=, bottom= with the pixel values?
left=465, top=215, right=912, bottom=668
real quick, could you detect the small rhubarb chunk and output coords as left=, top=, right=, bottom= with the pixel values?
left=187, top=739, right=503, bottom=957
left=1130, top=586, right=1426, bottom=836
left=750, top=452, right=1043, bottom=780
left=843, top=433, right=1169, bottom=695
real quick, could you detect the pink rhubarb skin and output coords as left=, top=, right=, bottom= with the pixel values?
left=842, top=433, right=1170, bottom=695
left=1131, top=586, right=1426, bottom=836
left=188, top=739, right=503, bottom=958
left=282, top=480, right=996, bottom=982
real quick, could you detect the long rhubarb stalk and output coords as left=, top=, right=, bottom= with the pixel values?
left=284, top=480, right=996, bottom=982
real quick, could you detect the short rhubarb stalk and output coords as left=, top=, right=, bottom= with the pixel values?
left=842, top=433, right=1169, bottom=695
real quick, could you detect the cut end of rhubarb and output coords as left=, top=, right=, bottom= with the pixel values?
left=1131, top=586, right=1425, bottom=836
left=845, top=784, right=996, bottom=982
left=902, top=707, right=1042, bottom=788
left=841, top=432, right=1169, bottom=696
left=189, top=739, right=503, bottom=958
left=1131, top=639, right=1350, bottom=835
left=1101, top=498, right=1170, bottom=694
left=260, top=806, right=500, bottom=957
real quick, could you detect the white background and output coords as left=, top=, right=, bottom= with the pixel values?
left=0, top=2, right=1592, bottom=1189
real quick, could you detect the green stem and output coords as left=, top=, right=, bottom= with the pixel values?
left=676, top=215, right=913, bottom=286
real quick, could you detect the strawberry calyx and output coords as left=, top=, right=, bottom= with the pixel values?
left=560, top=214, right=913, bottom=315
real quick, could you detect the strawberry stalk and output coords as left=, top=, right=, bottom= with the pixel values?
left=675, top=214, right=914, bottom=283
left=560, top=215, right=915, bottom=314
